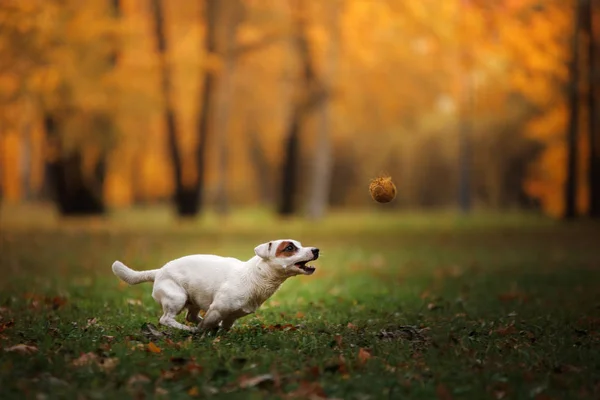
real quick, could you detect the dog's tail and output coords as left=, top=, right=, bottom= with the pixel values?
left=112, top=261, right=158, bottom=285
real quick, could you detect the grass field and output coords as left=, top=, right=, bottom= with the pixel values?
left=1, top=205, right=599, bottom=399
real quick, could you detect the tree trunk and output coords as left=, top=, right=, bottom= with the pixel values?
left=44, top=115, right=105, bottom=215
left=190, top=0, right=220, bottom=216
left=212, top=0, right=244, bottom=216
left=279, top=110, right=301, bottom=216
left=213, top=55, right=234, bottom=215
left=457, top=0, right=472, bottom=214
left=248, top=126, right=274, bottom=205
left=278, top=0, right=322, bottom=216
left=565, top=0, right=583, bottom=219
left=307, top=0, right=340, bottom=220
left=586, top=0, right=600, bottom=218
left=151, top=0, right=211, bottom=216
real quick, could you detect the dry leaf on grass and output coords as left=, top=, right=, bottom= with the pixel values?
left=436, top=383, right=454, bottom=400
left=0, top=320, right=15, bottom=333
left=127, top=374, right=151, bottom=389
left=495, top=325, right=517, bottom=336
left=287, top=381, right=331, bottom=400
left=147, top=342, right=162, bottom=353
left=98, top=357, right=119, bottom=372
left=358, top=348, right=372, bottom=364
left=71, top=352, right=98, bottom=367
left=238, top=374, right=275, bottom=389
left=84, top=318, right=97, bottom=329
left=4, top=344, right=38, bottom=355
left=334, top=334, right=343, bottom=348
left=71, top=352, right=119, bottom=371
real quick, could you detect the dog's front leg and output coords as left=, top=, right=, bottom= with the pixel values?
left=220, top=316, right=238, bottom=331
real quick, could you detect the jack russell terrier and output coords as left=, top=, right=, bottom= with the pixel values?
left=111, top=239, right=319, bottom=332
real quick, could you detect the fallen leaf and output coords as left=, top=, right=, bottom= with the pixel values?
left=187, top=386, right=199, bottom=396
left=186, top=361, right=203, bottom=375
left=127, top=299, right=142, bottom=306
left=127, top=374, right=151, bottom=393
left=4, top=344, right=38, bottom=355
left=0, top=320, right=14, bottom=333
left=295, top=311, right=305, bottom=319
left=498, top=291, right=529, bottom=303
left=428, top=303, right=440, bottom=311
left=147, top=342, right=162, bottom=353
left=155, top=387, right=169, bottom=396
left=72, top=352, right=99, bottom=367
left=308, top=365, right=321, bottom=377
left=378, top=326, right=430, bottom=342
left=436, top=383, right=454, bottom=400
left=50, top=296, right=68, bottom=310
left=334, top=334, right=343, bottom=347
left=98, top=357, right=119, bottom=372
left=265, top=324, right=296, bottom=331
left=35, top=373, right=69, bottom=388
left=288, top=381, right=328, bottom=399
left=238, top=374, right=275, bottom=389
left=496, top=325, right=517, bottom=336
left=347, top=322, right=358, bottom=330
left=358, top=348, right=372, bottom=364
left=85, top=318, right=97, bottom=329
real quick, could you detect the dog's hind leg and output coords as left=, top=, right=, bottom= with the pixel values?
left=153, top=282, right=197, bottom=332
left=185, top=305, right=201, bottom=324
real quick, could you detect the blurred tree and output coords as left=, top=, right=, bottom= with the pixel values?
left=585, top=0, right=600, bottom=217
left=564, top=0, right=583, bottom=219
left=44, top=0, right=121, bottom=215
left=279, top=0, right=325, bottom=216
left=457, top=0, right=473, bottom=214
left=150, top=0, right=198, bottom=217
left=306, top=0, right=340, bottom=220
left=212, top=0, right=245, bottom=216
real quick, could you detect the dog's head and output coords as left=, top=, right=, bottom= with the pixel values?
left=254, top=239, right=319, bottom=276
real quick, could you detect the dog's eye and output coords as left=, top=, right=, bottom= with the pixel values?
left=285, top=245, right=295, bottom=252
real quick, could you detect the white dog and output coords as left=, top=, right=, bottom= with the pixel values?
left=111, top=239, right=319, bottom=332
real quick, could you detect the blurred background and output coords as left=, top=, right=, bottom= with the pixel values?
left=0, top=0, right=599, bottom=222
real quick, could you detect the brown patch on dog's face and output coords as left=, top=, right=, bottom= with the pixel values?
left=275, top=241, right=297, bottom=258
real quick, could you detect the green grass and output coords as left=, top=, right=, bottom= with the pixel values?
left=1, top=206, right=599, bottom=399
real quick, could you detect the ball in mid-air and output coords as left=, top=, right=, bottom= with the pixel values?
left=369, top=176, right=397, bottom=203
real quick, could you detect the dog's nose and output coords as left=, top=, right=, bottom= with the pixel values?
left=312, top=248, right=320, bottom=258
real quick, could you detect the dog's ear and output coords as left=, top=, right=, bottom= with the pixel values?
left=254, top=242, right=272, bottom=259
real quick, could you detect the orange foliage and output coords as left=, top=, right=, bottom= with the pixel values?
left=0, top=0, right=591, bottom=215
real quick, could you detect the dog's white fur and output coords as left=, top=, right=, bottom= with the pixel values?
left=111, top=239, right=319, bottom=332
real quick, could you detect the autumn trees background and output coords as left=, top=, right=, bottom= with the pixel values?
left=0, top=0, right=598, bottom=219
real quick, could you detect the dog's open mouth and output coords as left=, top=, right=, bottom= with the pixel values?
left=295, top=260, right=316, bottom=275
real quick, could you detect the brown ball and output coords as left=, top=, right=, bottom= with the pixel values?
left=369, top=176, right=397, bottom=203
